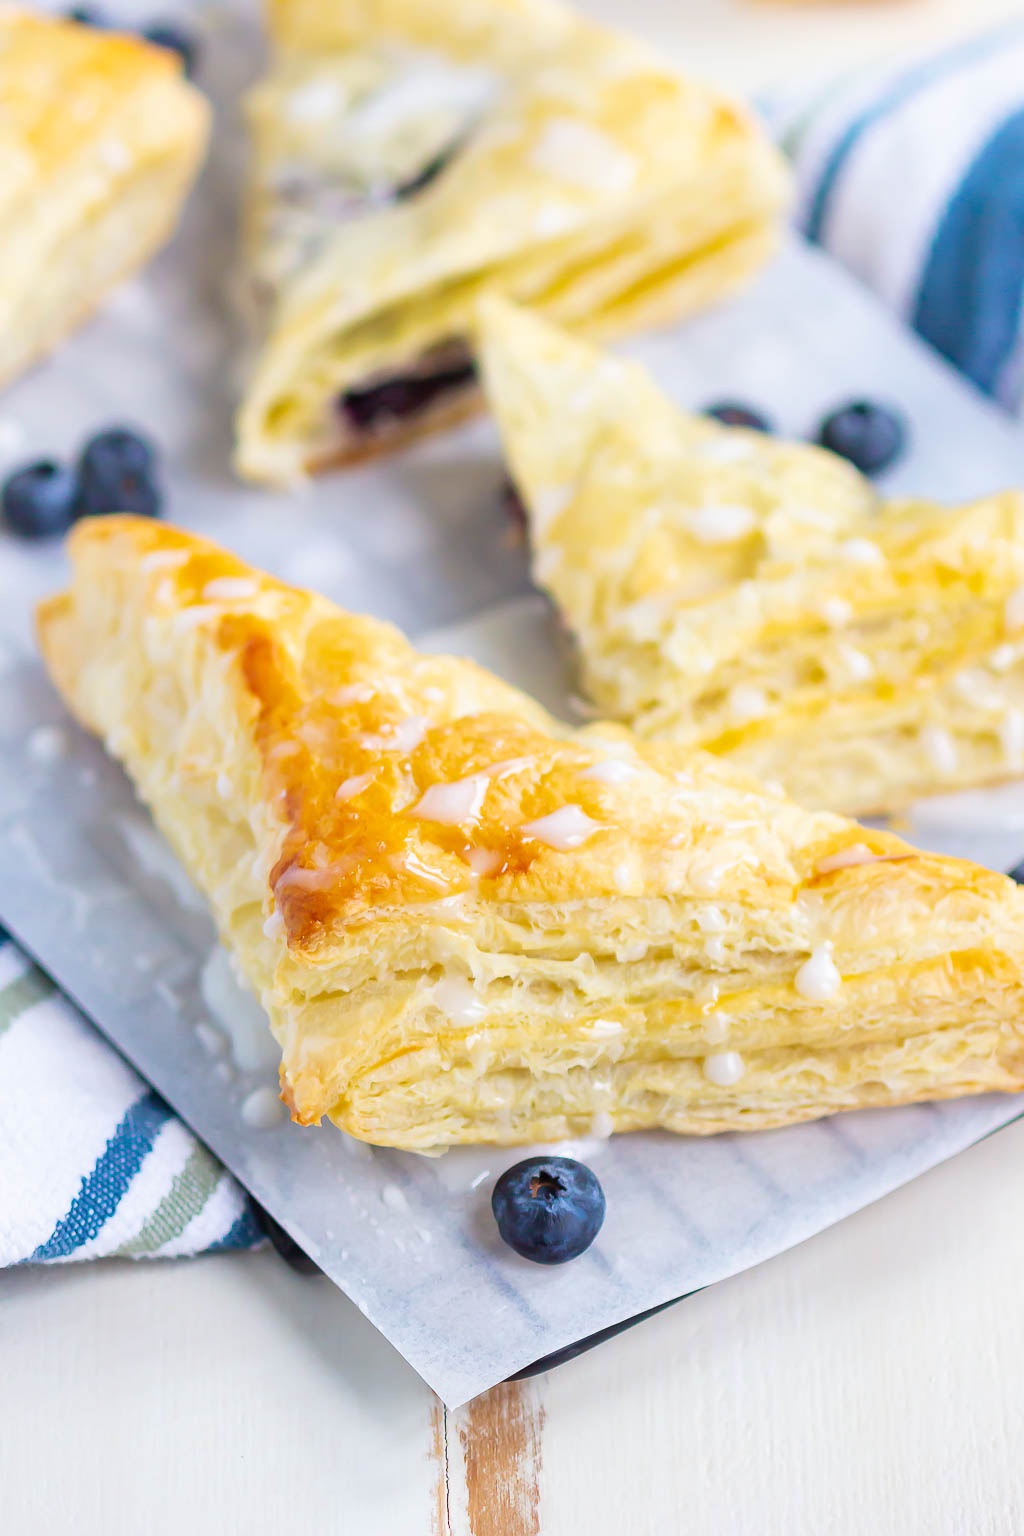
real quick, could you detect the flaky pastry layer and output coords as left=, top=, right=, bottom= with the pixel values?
left=479, top=298, right=1024, bottom=816
left=37, top=517, right=1024, bottom=1148
left=0, top=8, right=209, bottom=389
left=234, top=0, right=787, bottom=483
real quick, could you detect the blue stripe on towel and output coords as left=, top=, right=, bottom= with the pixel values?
left=804, top=23, right=1023, bottom=244
left=206, top=1203, right=266, bottom=1252
left=30, top=1091, right=172, bottom=1260
left=913, top=107, right=1024, bottom=395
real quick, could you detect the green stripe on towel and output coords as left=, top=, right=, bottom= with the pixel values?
left=0, top=966, right=56, bottom=1040
left=114, top=1142, right=223, bottom=1257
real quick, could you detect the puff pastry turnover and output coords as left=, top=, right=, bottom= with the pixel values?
left=0, top=8, right=209, bottom=390
left=38, top=517, right=1024, bottom=1149
left=235, top=0, right=788, bottom=484
left=479, top=298, right=1024, bottom=816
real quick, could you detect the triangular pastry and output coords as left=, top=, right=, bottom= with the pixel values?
left=479, top=298, right=1024, bottom=816
left=234, top=0, right=788, bottom=484
left=0, top=9, right=208, bottom=390
left=38, top=517, right=1024, bottom=1150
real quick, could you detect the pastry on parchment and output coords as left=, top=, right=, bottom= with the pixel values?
left=37, top=516, right=1024, bottom=1150
left=0, top=8, right=209, bottom=390
left=234, top=0, right=788, bottom=484
left=478, top=296, right=1024, bottom=816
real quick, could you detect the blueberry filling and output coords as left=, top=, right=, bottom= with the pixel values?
left=339, top=358, right=478, bottom=433
left=393, top=142, right=461, bottom=201
left=703, top=401, right=772, bottom=432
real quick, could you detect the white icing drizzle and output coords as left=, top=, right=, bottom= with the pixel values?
left=590, top=1110, right=615, bottom=1139
left=274, top=861, right=353, bottom=893
left=702, top=1011, right=730, bottom=1045
left=346, top=59, right=495, bottom=141
left=920, top=723, right=959, bottom=776
left=359, top=716, right=431, bottom=752
left=520, top=805, right=601, bottom=850
left=336, top=771, right=376, bottom=801
left=431, top=975, right=487, bottom=1026
left=390, top=849, right=449, bottom=888
left=696, top=905, right=727, bottom=932
left=815, top=843, right=880, bottom=875
left=794, top=943, right=841, bottom=1001
left=532, top=202, right=575, bottom=237
left=952, top=667, right=993, bottom=704
left=612, top=861, right=632, bottom=892
left=172, top=604, right=221, bottom=631
left=99, top=138, right=131, bottom=172
left=726, top=683, right=768, bottom=723
left=836, top=643, right=874, bottom=682
left=687, top=844, right=747, bottom=896
left=380, top=1183, right=410, bottom=1214
left=202, top=577, right=258, bottom=601
left=465, top=846, right=502, bottom=877
left=989, top=643, right=1017, bottom=672
left=139, top=549, right=189, bottom=573
left=819, top=595, right=853, bottom=629
left=530, top=117, right=636, bottom=194
left=1005, top=586, right=1024, bottom=633
left=696, top=435, right=754, bottom=465
left=999, top=707, right=1024, bottom=764
left=241, top=1087, right=286, bottom=1130
left=391, top=716, right=431, bottom=751
left=704, top=936, right=727, bottom=964
left=703, top=1051, right=745, bottom=1087
left=481, top=756, right=536, bottom=780
left=587, top=1018, right=625, bottom=1039
left=687, top=503, right=756, bottom=544
left=332, top=682, right=376, bottom=705
left=838, top=538, right=885, bottom=567
left=285, top=75, right=344, bottom=123
left=579, top=758, right=640, bottom=784
left=412, top=774, right=487, bottom=826
left=26, top=725, right=67, bottom=762
left=263, top=911, right=285, bottom=940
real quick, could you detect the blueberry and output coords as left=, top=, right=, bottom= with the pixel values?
left=142, top=21, right=199, bottom=77
left=817, top=400, right=906, bottom=475
left=703, top=402, right=772, bottom=432
left=2, top=461, right=79, bottom=539
left=76, top=427, right=162, bottom=519
left=491, top=1155, right=605, bottom=1264
left=1008, top=860, right=1024, bottom=884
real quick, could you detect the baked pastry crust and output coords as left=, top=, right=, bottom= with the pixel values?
left=234, top=0, right=788, bottom=484
left=0, top=8, right=209, bottom=390
left=479, top=297, right=1024, bottom=816
left=37, top=516, right=1024, bottom=1149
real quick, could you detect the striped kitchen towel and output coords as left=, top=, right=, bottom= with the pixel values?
left=0, top=935, right=263, bottom=1263
left=772, top=19, right=1024, bottom=415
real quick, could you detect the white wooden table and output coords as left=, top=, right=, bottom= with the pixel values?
left=6, top=1, right=1024, bottom=1531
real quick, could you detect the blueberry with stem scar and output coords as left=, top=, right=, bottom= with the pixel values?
left=492, top=1156, right=605, bottom=1264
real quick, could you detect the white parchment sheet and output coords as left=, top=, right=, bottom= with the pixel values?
left=4, top=5, right=1024, bottom=1406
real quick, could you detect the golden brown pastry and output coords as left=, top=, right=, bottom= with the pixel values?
left=0, top=9, right=209, bottom=391
left=37, top=517, right=1024, bottom=1149
left=479, top=297, right=1024, bottom=816
left=234, top=0, right=788, bottom=484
